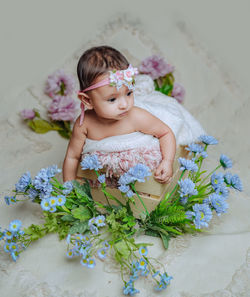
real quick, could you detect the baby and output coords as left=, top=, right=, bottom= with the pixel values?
left=63, top=46, right=176, bottom=184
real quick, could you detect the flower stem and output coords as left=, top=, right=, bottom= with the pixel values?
left=130, top=184, right=149, bottom=217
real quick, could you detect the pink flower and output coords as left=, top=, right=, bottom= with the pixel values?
left=20, top=109, right=35, bottom=120
left=123, top=70, right=133, bottom=81
left=44, top=69, right=75, bottom=99
left=139, top=55, right=174, bottom=80
left=48, top=96, right=77, bottom=122
left=171, top=82, right=185, bottom=104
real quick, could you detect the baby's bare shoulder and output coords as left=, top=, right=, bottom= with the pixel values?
left=72, top=115, right=88, bottom=138
left=129, top=106, right=152, bottom=120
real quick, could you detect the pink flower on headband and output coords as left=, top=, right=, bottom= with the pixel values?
left=123, top=69, right=133, bottom=82
left=115, top=71, right=124, bottom=81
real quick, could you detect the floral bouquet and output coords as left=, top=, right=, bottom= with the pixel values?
left=139, top=55, right=185, bottom=103
left=20, top=69, right=77, bottom=139
left=1, top=135, right=243, bottom=295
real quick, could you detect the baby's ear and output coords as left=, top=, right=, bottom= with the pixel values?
left=78, top=93, right=94, bottom=110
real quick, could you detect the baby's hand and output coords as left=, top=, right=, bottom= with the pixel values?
left=154, top=159, right=173, bottom=184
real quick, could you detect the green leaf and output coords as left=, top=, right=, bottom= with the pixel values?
left=114, top=240, right=131, bottom=260
left=145, top=229, right=161, bottom=238
left=57, top=129, right=71, bottom=139
left=61, top=214, right=76, bottom=222
left=72, top=180, right=92, bottom=201
left=27, top=119, right=54, bottom=134
left=71, top=205, right=91, bottom=221
left=69, top=221, right=88, bottom=234
left=160, top=232, right=170, bottom=250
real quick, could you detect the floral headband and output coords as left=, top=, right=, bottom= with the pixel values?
left=78, top=64, right=138, bottom=125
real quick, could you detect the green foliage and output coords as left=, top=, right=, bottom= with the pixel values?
left=69, top=221, right=88, bottom=234
left=71, top=205, right=91, bottom=221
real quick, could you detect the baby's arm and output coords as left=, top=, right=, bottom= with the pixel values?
left=62, top=117, right=87, bottom=182
left=131, top=107, right=176, bottom=183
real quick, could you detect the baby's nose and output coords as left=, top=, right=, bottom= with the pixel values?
left=119, top=97, right=128, bottom=108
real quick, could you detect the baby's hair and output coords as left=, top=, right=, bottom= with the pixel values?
left=77, top=45, right=129, bottom=91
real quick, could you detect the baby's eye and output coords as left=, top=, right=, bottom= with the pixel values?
left=127, top=91, right=133, bottom=96
left=108, top=98, right=116, bottom=102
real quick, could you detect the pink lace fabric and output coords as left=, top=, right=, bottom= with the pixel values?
left=82, top=146, right=162, bottom=188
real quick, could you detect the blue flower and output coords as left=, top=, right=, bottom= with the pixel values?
left=192, top=203, right=213, bottom=229
left=97, top=174, right=106, bottom=184
left=89, top=224, right=98, bottom=235
left=5, top=230, right=13, bottom=239
left=180, top=197, right=188, bottom=205
left=62, top=181, right=73, bottom=195
left=32, top=167, right=54, bottom=198
left=160, top=273, right=173, bottom=287
left=224, top=172, right=233, bottom=184
left=178, top=178, right=198, bottom=197
left=57, top=195, right=66, bottom=206
left=49, top=206, right=57, bottom=213
left=27, top=188, right=39, bottom=200
left=138, top=258, right=147, bottom=270
left=95, top=215, right=106, bottom=227
left=215, top=184, right=229, bottom=199
left=66, top=249, right=74, bottom=258
left=9, top=220, right=22, bottom=233
left=80, top=257, right=89, bottom=266
left=127, top=163, right=151, bottom=183
left=211, top=173, right=224, bottom=190
left=46, top=165, right=61, bottom=178
left=139, top=246, right=148, bottom=256
left=123, top=280, right=139, bottom=296
left=118, top=173, right=136, bottom=185
left=97, top=248, right=107, bottom=259
left=4, top=196, right=16, bottom=205
left=199, top=135, right=218, bottom=145
left=41, top=199, right=50, bottom=211
left=155, top=281, right=167, bottom=291
left=231, top=174, right=243, bottom=191
left=80, top=154, right=103, bottom=170
left=4, top=243, right=11, bottom=253
left=220, top=154, right=233, bottom=169
left=118, top=184, right=130, bottom=193
left=185, top=143, right=204, bottom=154
left=201, top=151, right=208, bottom=159
left=178, top=158, right=198, bottom=172
left=48, top=196, right=58, bottom=207
left=9, top=242, right=18, bottom=252
left=15, top=172, right=31, bottom=192
left=126, top=190, right=134, bottom=198
left=208, top=193, right=229, bottom=216
left=87, top=258, right=96, bottom=268
left=102, top=240, right=110, bottom=250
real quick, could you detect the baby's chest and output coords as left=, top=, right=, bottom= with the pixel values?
left=86, top=118, right=135, bottom=140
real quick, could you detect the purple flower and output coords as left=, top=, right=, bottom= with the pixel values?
left=44, top=69, right=75, bottom=99
left=48, top=96, right=77, bottom=122
left=139, top=55, right=174, bottom=80
left=20, top=109, right=36, bottom=120
left=171, top=82, right=185, bottom=104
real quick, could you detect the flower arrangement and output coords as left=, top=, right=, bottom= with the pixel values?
left=5, top=133, right=242, bottom=292
left=139, top=55, right=185, bottom=103
left=20, top=69, right=77, bottom=139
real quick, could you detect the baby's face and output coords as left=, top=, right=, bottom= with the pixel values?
left=87, top=74, right=134, bottom=122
